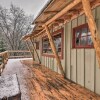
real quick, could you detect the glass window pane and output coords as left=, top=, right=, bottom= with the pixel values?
left=87, top=31, right=91, bottom=35
left=87, top=36, right=93, bottom=45
left=54, top=34, right=61, bottom=53
left=75, top=30, right=81, bottom=46
left=81, top=28, right=87, bottom=37
left=80, top=36, right=87, bottom=46
left=42, top=33, right=62, bottom=54
left=73, top=24, right=93, bottom=48
left=75, top=30, right=80, bottom=38
left=43, top=39, right=51, bottom=53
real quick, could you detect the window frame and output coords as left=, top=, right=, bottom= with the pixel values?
left=72, top=23, right=94, bottom=49
left=41, top=28, right=64, bottom=59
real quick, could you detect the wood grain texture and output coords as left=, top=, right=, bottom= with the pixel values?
left=21, top=59, right=100, bottom=100
left=45, top=25, right=65, bottom=76
left=82, top=0, right=100, bottom=68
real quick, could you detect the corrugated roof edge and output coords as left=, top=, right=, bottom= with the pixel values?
left=32, top=0, right=53, bottom=24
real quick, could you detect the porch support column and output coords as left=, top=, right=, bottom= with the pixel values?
left=26, top=41, right=35, bottom=61
left=30, top=38, right=41, bottom=64
left=82, top=0, right=100, bottom=67
left=44, top=25, right=65, bottom=76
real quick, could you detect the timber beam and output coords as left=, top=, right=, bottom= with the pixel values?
left=29, top=0, right=81, bottom=39
left=22, top=0, right=81, bottom=40
left=45, top=25, right=65, bottom=76
left=34, top=21, right=45, bottom=25
left=31, top=29, right=45, bottom=38
left=82, top=0, right=100, bottom=67
left=26, top=41, right=35, bottom=61
left=42, top=0, right=81, bottom=27
left=30, top=38, right=41, bottom=64
left=44, top=11, right=59, bottom=14
left=55, top=19, right=64, bottom=23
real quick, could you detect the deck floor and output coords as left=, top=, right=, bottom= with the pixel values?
left=1, top=59, right=100, bottom=100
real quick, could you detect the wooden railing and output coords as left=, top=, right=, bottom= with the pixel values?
left=0, top=51, right=9, bottom=75
left=8, top=50, right=31, bottom=59
left=0, top=50, right=31, bottom=75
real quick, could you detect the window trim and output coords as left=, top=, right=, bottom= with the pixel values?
left=41, top=28, right=64, bottom=59
left=72, top=23, right=94, bottom=49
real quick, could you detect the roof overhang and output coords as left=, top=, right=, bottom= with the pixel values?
left=22, top=0, right=100, bottom=41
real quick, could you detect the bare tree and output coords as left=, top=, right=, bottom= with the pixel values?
left=0, top=4, right=33, bottom=50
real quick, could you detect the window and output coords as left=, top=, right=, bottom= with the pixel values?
left=42, top=28, right=63, bottom=59
left=73, top=23, right=93, bottom=48
left=42, top=38, right=51, bottom=53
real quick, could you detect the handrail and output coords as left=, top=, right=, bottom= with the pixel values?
left=0, top=51, right=8, bottom=56
left=0, top=50, right=31, bottom=75
left=8, top=50, right=30, bottom=53
left=0, top=51, right=9, bottom=75
left=8, top=50, right=31, bottom=59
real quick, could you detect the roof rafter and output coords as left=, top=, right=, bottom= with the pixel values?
left=44, top=11, right=59, bottom=14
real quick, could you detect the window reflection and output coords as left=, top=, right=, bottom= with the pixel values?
left=87, top=36, right=93, bottom=45
left=75, top=30, right=81, bottom=46
left=73, top=24, right=93, bottom=48
left=80, top=37, right=87, bottom=46
left=42, top=32, right=62, bottom=55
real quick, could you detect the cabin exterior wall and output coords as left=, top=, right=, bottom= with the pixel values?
left=34, top=6, right=100, bottom=95
left=65, top=6, right=100, bottom=95
left=34, top=26, right=65, bottom=74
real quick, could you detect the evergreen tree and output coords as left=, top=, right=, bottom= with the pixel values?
left=0, top=39, right=6, bottom=65
left=0, top=39, right=6, bottom=52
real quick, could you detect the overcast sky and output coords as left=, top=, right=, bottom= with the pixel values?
left=0, top=0, right=48, bottom=18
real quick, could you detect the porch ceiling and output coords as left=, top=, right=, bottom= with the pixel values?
left=32, top=0, right=73, bottom=30
left=22, top=0, right=99, bottom=40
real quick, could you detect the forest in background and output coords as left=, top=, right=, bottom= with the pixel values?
left=0, top=4, right=33, bottom=52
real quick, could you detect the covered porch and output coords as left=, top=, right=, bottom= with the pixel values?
left=0, top=0, right=100, bottom=99
left=1, top=58, right=100, bottom=100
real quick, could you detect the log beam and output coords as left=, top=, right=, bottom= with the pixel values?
left=42, top=0, right=81, bottom=27
left=22, top=0, right=81, bottom=40
left=45, top=25, right=65, bottom=76
left=55, top=19, right=64, bottom=23
left=26, top=41, right=35, bottom=61
left=30, top=38, right=41, bottom=64
left=34, top=21, right=45, bottom=25
left=82, top=0, right=100, bottom=67
left=44, top=11, right=59, bottom=14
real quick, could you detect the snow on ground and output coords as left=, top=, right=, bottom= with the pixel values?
left=2, top=58, right=33, bottom=100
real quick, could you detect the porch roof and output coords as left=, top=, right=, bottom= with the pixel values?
left=22, top=0, right=99, bottom=40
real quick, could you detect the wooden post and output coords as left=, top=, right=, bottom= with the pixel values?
left=30, top=38, right=41, bottom=64
left=45, top=25, right=65, bottom=76
left=26, top=41, right=35, bottom=61
left=82, top=0, right=100, bottom=67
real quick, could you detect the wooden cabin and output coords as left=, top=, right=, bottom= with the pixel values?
left=22, top=0, right=100, bottom=96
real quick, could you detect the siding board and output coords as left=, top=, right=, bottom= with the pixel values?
left=71, top=19, right=77, bottom=82
left=95, top=6, right=100, bottom=95
left=54, top=58, right=58, bottom=72
left=95, top=58, right=100, bottom=95
left=77, top=15, right=85, bottom=86
left=77, top=49, right=85, bottom=86
left=85, top=49, right=95, bottom=91
left=65, top=22, right=71, bottom=79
